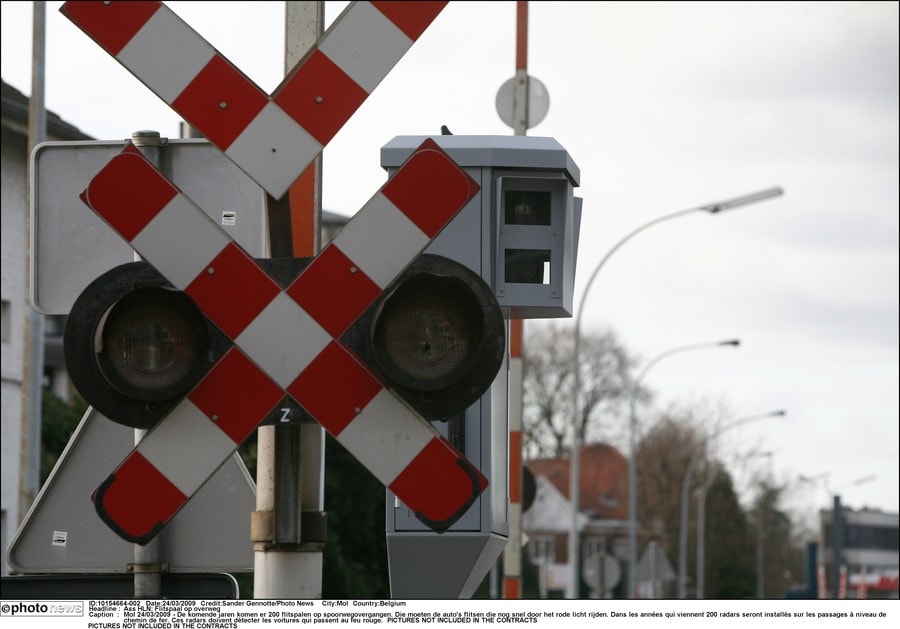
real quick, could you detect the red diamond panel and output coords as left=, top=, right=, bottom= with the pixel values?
left=287, top=341, right=382, bottom=437
left=286, top=244, right=381, bottom=338
left=81, top=146, right=176, bottom=241
left=372, top=1, right=448, bottom=41
left=188, top=349, right=284, bottom=444
left=95, top=452, right=186, bottom=543
left=274, top=50, right=368, bottom=146
left=381, top=139, right=478, bottom=237
left=389, top=437, right=487, bottom=528
left=173, top=54, right=268, bottom=150
left=184, top=242, right=281, bottom=339
left=61, top=1, right=161, bottom=56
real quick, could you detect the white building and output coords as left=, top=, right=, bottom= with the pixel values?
left=523, top=443, right=631, bottom=598
left=1, top=79, right=90, bottom=575
left=819, top=504, right=899, bottom=599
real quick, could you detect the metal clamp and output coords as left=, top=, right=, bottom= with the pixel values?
left=126, top=562, right=169, bottom=574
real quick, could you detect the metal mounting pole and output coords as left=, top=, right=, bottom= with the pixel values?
left=254, top=1, right=325, bottom=599
left=22, top=0, right=47, bottom=545
left=129, top=130, right=169, bottom=599
left=502, top=0, right=528, bottom=600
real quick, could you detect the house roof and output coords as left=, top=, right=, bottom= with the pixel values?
left=523, top=475, right=588, bottom=532
left=527, top=443, right=628, bottom=521
left=1, top=79, right=92, bottom=141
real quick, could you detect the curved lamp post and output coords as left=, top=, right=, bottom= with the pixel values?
left=677, top=410, right=785, bottom=599
left=626, top=339, right=740, bottom=598
left=566, top=187, right=783, bottom=599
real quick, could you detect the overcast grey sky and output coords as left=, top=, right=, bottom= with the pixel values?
left=2, top=1, right=898, bottom=521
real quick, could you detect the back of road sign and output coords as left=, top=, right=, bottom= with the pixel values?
left=31, top=139, right=267, bottom=315
left=7, top=407, right=255, bottom=574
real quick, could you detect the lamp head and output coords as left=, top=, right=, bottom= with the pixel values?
left=704, top=187, right=784, bottom=213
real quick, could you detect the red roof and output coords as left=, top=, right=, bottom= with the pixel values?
left=527, top=443, right=628, bottom=520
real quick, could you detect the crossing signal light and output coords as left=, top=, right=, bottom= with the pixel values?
left=64, top=254, right=503, bottom=430
left=343, top=254, right=505, bottom=422
left=64, top=261, right=225, bottom=430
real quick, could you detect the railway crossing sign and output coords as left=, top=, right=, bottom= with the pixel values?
left=79, top=139, right=488, bottom=543
left=61, top=0, right=448, bottom=199
left=54, top=0, right=499, bottom=545
left=30, top=138, right=268, bottom=315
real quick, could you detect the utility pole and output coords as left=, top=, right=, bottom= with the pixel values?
left=502, top=0, right=528, bottom=600
left=22, top=0, right=46, bottom=537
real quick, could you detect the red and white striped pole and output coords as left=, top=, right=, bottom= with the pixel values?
left=502, top=1, right=528, bottom=600
left=503, top=319, right=525, bottom=599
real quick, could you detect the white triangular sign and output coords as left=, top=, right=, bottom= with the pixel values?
left=8, top=407, right=255, bottom=573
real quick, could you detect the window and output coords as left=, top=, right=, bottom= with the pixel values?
left=1, top=300, right=10, bottom=343
left=528, top=536, right=554, bottom=563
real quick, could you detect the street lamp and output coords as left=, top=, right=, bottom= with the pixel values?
left=567, top=187, right=782, bottom=599
left=799, top=472, right=830, bottom=487
left=677, top=410, right=785, bottom=598
left=626, top=339, right=740, bottom=598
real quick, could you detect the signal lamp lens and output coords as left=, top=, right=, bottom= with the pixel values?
left=374, top=278, right=481, bottom=390
left=98, top=287, right=207, bottom=401
left=342, top=254, right=505, bottom=422
left=65, top=262, right=218, bottom=429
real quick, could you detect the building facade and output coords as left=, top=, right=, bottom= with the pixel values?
left=819, top=503, right=899, bottom=599
left=1, top=79, right=90, bottom=575
left=523, top=443, right=630, bottom=598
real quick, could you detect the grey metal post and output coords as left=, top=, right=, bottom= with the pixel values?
left=22, top=0, right=47, bottom=534
left=129, top=130, right=168, bottom=599
left=678, top=411, right=782, bottom=599
left=831, top=494, right=843, bottom=598
left=756, top=505, right=765, bottom=599
left=253, top=1, right=325, bottom=599
left=134, top=429, right=162, bottom=598
left=677, top=452, right=702, bottom=599
left=695, top=466, right=716, bottom=599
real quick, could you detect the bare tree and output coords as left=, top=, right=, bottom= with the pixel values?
left=634, top=401, right=803, bottom=598
left=522, top=322, right=639, bottom=458
left=636, top=411, right=706, bottom=556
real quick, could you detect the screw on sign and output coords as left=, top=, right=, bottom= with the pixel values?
left=81, top=139, right=485, bottom=544
left=61, top=0, right=449, bottom=199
